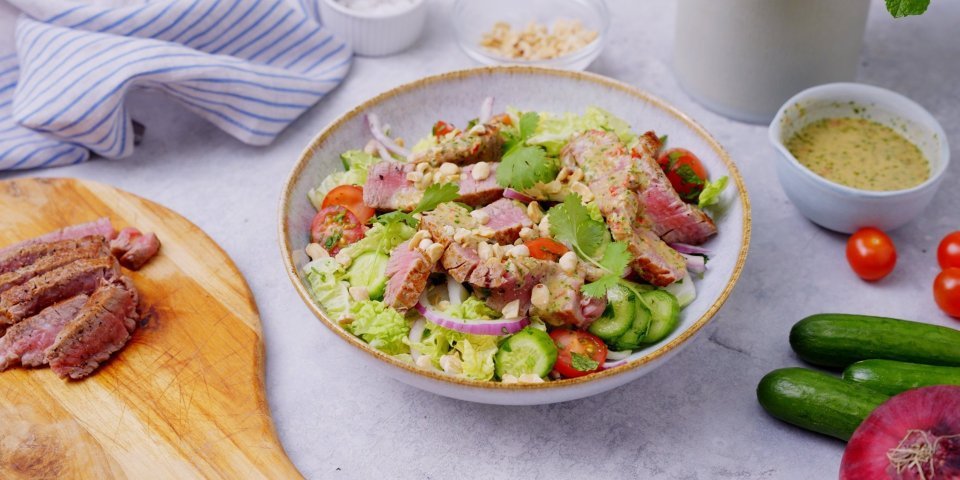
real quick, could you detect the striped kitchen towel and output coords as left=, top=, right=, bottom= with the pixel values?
left=0, top=0, right=351, bottom=170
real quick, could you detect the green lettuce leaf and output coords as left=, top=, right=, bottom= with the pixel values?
left=885, top=0, right=929, bottom=17
left=698, top=176, right=729, bottom=209
left=525, top=106, right=638, bottom=156
left=303, top=258, right=352, bottom=321
left=347, top=300, right=411, bottom=355
left=412, top=298, right=502, bottom=381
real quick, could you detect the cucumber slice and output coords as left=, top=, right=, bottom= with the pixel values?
left=588, top=285, right=635, bottom=341
left=638, top=290, right=680, bottom=344
left=344, top=251, right=389, bottom=299
left=611, top=300, right=652, bottom=351
left=494, top=327, right=558, bottom=379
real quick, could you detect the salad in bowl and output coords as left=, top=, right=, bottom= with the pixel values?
left=299, top=98, right=728, bottom=384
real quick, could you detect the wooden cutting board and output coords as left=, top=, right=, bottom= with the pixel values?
left=0, top=178, right=301, bottom=479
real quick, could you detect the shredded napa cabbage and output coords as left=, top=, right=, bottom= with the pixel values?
left=303, top=258, right=352, bottom=321
left=698, top=176, right=729, bottom=209
left=412, top=298, right=502, bottom=381
left=346, top=300, right=411, bottom=355
left=523, top=106, right=639, bottom=156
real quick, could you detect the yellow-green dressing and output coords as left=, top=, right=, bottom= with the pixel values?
left=786, top=117, right=929, bottom=191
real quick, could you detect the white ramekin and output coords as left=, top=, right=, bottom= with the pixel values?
left=769, top=83, right=950, bottom=234
left=318, top=0, right=427, bottom=57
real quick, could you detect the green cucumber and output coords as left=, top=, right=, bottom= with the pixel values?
left=756, top=368, right=889, bottom=441
left=588, top=286, right=634, bottom=341
left=790, top=313, right=960, bottom=368
left=638, top=290, right=680, bottom=344
left=494, top=327, right=558, bottom=379
left=842, top=359, right=960, bottom=395
left=344, top=252, right=389, bottom=299
left=610, top=300, right=652, bottom=351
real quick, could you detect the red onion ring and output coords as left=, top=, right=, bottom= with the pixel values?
left=503, top=188, right=534, bottom=203
left=366, top=113, right=410, bottom=159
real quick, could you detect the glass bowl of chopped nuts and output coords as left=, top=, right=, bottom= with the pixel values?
left=452, top=0, right=609, bottom=71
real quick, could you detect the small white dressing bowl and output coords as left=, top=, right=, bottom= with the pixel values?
left=319, top=0, right=426, bottom=57
left=769, top=83, right=950, bottom=234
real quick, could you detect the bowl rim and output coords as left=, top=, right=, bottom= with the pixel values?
left=451, top=0, right=610, bottom=68
left=320, top=0, right=425, bottom=19
left=768, top=82, right=951, bottom=198
left=278, top=65, right=752, bottom=391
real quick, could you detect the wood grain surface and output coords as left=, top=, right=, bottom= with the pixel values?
left=0, top=178, right=301, bottom=480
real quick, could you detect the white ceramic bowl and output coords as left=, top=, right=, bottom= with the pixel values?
left=280, top=66, right=750, bottom=405
left=318, top=0, right=426, bottom=56
left=769, top=83, right=950, bottom=234
left=452, top=0, right=609, bottom=71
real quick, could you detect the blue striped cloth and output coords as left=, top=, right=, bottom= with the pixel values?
left=0, top=0, right=351, bottom=170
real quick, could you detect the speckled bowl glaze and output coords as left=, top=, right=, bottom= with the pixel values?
left=279, top=66, right=751, bottom=405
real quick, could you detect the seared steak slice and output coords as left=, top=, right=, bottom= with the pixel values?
left=531, top=267, right=595, bottom=328
left=562, top=131, right=685, bottom=286
left=383, top=241, right=432, bottom=311
left=420, top=203, right=478, bottom=245
left=363, top=161, right=422, bottom=211
left=458, top=163, right=504, bottom=206
left=0, top=235, right=109, bottom=275
left=0, top=237, right=110, bottom=294
left=0, top=295, right=89, bottom=371
left=410, top=122, right=504, bottom=167
left=46, top=279, right=139, bottom=380
left=467, top=256, right=549, bottom=290
left=0, top=218, right=115, bottom=258
left=440, top=243, right=481, bottom=283
left=0, top=257, right=121, bottom=328
left=478, top=199, right=533, bottom=244
left=110, top=227, right=161, bottom=270
left=632, top=132, right=717, bottom=245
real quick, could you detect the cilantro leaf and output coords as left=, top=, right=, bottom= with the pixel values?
left=376, top=183, right=460, bottom=228
left=582, top=242, right=633, bottom=298
left=885, top=0, right=929, bottom=17
left=496, top=111, right=559, bottom=190
left=413, top=183, right=459, bottom=214
left=548, top=194, right=609, bottom=259
left=570, top=352, right=600, bottom=372
left=496, top=146, right=557, bottom=190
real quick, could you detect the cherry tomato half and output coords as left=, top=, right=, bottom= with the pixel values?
left=525, top=238, right=569, bottom=262
left=322, top=185, right=375, bottom=224
left=937, top=231, right=960, bottom=270
left=846, top=227, right=897, bottom=281
left=549, top=329, right=608, bottom=379
left=934, top=268, right=960, bottom=319
left=656, top=148, right=709, bottom=202
left=433, top=120, right=455, bottom=138
left=310, top=205, right=364, bottom=254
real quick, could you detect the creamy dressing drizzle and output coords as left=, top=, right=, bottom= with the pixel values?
left=786, top=117, right=929, bottom=191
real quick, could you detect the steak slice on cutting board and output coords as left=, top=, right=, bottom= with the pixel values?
left=0, top=295, right=89, bottom=371
left=0, top=257, right=121, bottom=328
left=0, top=235, right=110, bottom=275
left=0, top=218, right=115, bottom=259
left=0, top=236, right=110, bottom=294
left=46, top=279, right=139, bottom=380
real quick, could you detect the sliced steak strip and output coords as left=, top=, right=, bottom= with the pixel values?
left=632, top=132, right=717, bottom=245
left=410, top=122, right=504, bottom=167
left=0, top=218, right=115, bottom=258
left=561, top=130, right=686, bottom=286
left=440, top=243, right=481, bottom=283
left=0, top=295, right=89, bottom=371
left=0, top=237, right=109, bottom=295
left=420, top=203, right=478, bottom=245
left=458, top=163, right=504, bottom=206
left=383, top=241, right=432, bottom=311
left=46, top=279, right=139, bottom=380
left=477, top=198, right=533, bottom=245
left=531, top=266, right=594, bottom=328
left=363, top=161, right=422, bottom=211
left=110, top=227, right=161, bottom=270
left=0, top=257, right=121, bottom=328
left=0, top=235, right=108, bottom=275
left=467, top=256, right=549, bottom=290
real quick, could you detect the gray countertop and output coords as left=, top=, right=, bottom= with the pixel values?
left=2, top=1, right=959, bottom=478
